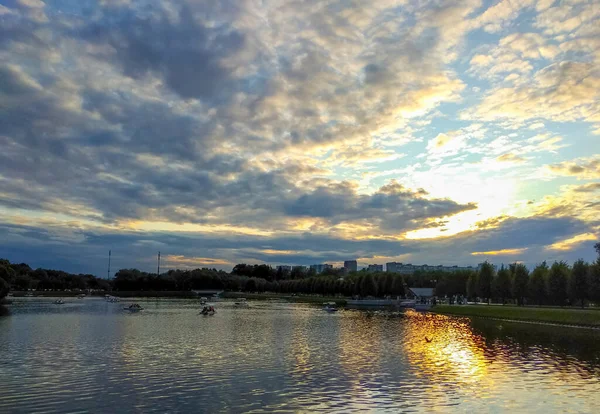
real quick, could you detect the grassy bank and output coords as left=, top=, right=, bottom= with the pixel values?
left=433, top=304, right=600, bottom=327
left=223, top=291, right=347, bottom=305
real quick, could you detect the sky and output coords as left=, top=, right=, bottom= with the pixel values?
left=0, top=0, right=599, bottom=275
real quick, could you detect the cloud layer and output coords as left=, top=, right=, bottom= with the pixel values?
left=0, top=0, right=598, bottom=273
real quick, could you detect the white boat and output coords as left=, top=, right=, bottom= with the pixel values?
left=124, top=303, right=143, bottom=312
left=234, top=298, right=249, bottom=307
left=54, top=299, right=65, bottom=305
left=323, top=302, right=338, bottom=312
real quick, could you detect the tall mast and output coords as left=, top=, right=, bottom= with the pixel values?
left=157, top=251, right=161, bottom=276
left=107, top=250, right=111, bottom=279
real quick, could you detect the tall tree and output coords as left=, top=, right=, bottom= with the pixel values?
left=0, top=261, right=16, bottom=285
left=528, top=262, right=549, bottom=306
left=511, top=263, right=529, bottom=306
left=569, top=259, right=589, bottom=308
left=466, top=273, right=478, bottom=300
left=244, top=278, right=257, bottom=292
left=595, top=242, right=600, bottom=264
left=391, top=275, right=405, bottom=297
left=477, top=261, right=494, bottom=303
left=0, top=276, right=8, bottom=299
left=588, top=263, right=600, bottom=305
left=547, top=261, right=569, bottom=306
left=493, top=265, right=512, bottom=304
left=361, top=273, right=378, bottom=297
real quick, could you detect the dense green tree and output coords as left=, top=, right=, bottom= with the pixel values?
left=548, top=261, right=569, bottom=306
left=589, top=264, right=600, bottom=304
left=361, top=273, right=378, bottom=297
left=528, top=262, right=549, bottom=305
left=384, top=274, right=394, bottom=296
left=0, top=261, right=16, bottom=285
left=0, top=276, right=8, bottom=299
left=244, top=278, right=257, bottom=292
left=290, top=267, right=306, bottom=280
left=466, top=273, right=477, bottom=300
left=511, top=263, right=529, bottom=306
left=569, top=259, right=589, bottom=308
left=391, top=275, right=405, bottom=297
left=13, top=274, right=34, bottom=291
left=493, top=265, right=512, bottom=304
left=477, top=262, right=494, bottom=302
left=10, top=263, right=32, bottom=276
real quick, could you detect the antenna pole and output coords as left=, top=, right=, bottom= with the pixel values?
left=157, top=251, right=161, bottom=276
left=107, top=250, right=111, bottom=279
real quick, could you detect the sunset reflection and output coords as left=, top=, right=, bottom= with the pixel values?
left=402, top=310, right=488, bottom=385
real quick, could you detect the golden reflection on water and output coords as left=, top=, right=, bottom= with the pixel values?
left=402, top=310, right=489, bottom=385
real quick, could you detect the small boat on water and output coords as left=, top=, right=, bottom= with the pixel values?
left=124, top=303, right=143, bottom=312
left=323, top=302, right=338, bottom=312
left=234, top=298, right=249, bottom=307
left=54, top=299, right=65, bottom=305
left=200, top=305, right=216, bottom=316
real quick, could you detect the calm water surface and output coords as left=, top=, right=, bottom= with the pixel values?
left=1, top=298, right=600, bottom=413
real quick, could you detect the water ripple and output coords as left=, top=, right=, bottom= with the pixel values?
left=1, top=299, right=600, bottom=412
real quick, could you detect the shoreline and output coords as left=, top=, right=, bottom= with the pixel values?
left=432, top=304, right=600, bottom=329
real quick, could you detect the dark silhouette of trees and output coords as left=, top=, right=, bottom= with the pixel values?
left=466, top=273, right=477, bottom=300
left=361, top=274, right=378, bottom=297
left=244, top=278, right=257, bottom=292
left=0, top=276, right=8, bottom=299
left=477, top=262, right=494, bottom=302
left=493, top=265, right=512, bottom=304
left=589, top=263, right=600, bottom=304
left=528, top=262, right=548, bottom=305
left=290, top=267, right=306, bottom=280
left=0, top=260, right=16, bottom=286
left=511, top=263, right=529, bottom=306
left=4, top=244, right=600, bottom=305
left=548, top=261, right=569, bottom=306
left=569, top=259, right=589, bottom=308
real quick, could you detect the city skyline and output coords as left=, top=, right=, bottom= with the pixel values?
left=0, top=0, right=598, bottom=276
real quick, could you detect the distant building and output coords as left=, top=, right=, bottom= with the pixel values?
left=276, top=265, right=292, bottom=272
left=386, top=262, right=476, bottom=274
left=366, top=264, right=383, bottom=272
left=344, top=260, right=358, bottom=272
left=310, top=264, right=333, bottom=274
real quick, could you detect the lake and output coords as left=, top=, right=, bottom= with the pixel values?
left=1, top=298, right=600, bottom=413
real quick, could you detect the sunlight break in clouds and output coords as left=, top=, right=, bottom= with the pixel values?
left=0, top=0, right=599, bottom=273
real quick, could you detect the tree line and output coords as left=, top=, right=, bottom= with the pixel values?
left=2, top=242, right=599, bottom=306
left=465, top=258, right=600, bottom=307
left=0, top=259, right=111, bottom=298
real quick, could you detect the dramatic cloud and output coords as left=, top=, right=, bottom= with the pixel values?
left=547, top=157, right=600, bottom=179
left=0, top=0, right=598, bottom=273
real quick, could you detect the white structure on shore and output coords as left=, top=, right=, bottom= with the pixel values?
left=386, top=262, right=478, bottom=274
